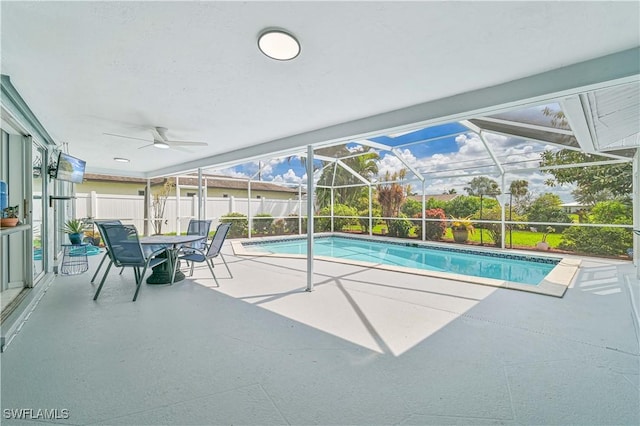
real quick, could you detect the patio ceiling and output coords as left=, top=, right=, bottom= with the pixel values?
left=1, top=1, right=639, bottom=178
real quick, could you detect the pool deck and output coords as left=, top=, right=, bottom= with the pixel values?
left=1, top=241, right=638, bottom=425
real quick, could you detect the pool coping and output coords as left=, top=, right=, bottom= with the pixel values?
left=231, top=233, right=581, bottom=297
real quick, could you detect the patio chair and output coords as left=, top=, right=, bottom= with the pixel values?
left=90, top=220, right=124, bottom=284
left=170, top=222, right=232, bottom=286
left=182, top=219, right=212, bottom=275
left=93, top=224, right=168, bottom=301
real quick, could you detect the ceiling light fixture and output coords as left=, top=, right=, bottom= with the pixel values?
left=258, top=29, right=300, bottom=61
left=113, top=157, right=130, bottom=163
left=154, top=141, right=170, bottom=149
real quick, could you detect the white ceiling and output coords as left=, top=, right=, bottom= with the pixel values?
left=1, top=1, right=639, bottom=177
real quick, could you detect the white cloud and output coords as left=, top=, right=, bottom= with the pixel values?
left=372, top=131, right=575, bottom=201
left=272, top=168, right=304, bottom=185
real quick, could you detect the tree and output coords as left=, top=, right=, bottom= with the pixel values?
left=526, top=193, right=572, bottom=230
left=377, top=170, right=409, bottom=234
left=377, top=170, right=408, bottom=218
left=539, top=106, right=631, bottom=203
left=151, top=179, right=174, bottom=235
left=464, top=176, right=500, bottom=196
left=539, top=150, right=631, bottom=201
left=315, top=148, right=379, bottom=209
left=509, top=179, right=531, bottom=214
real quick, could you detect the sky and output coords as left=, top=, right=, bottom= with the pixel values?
left=207, top=127, right=577, bottom=202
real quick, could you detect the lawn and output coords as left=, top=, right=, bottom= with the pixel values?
left=345, top=224, right=563, bottom=248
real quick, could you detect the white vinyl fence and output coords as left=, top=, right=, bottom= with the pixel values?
left=75, top=192, right=303, bottom=234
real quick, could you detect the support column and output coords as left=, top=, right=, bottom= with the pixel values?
left=197, top=168, right=203, bottom=221
left=175, top=176, right=181, bottom=235
left=330, top=188, right=334, bottom=232
left=306, top=145, right=314, bottom=292
left=298, top=183, right=302, bottom=235
left=247, top=180, right=252, bottom=239
left=421, top=181, right=426, bottom=241
left=368, top=185, right=372, bottom=236
left=500, top=174, right=506, bottom=249
left=145, top=179, right=151, bottom=236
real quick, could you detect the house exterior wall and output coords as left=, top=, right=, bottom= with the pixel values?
left=76, top=181, right=151, bottom=196
left=77, top=180, right=299, bottom=200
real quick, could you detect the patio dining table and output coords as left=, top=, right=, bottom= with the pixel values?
left=139, top=234, right=206, bottom=284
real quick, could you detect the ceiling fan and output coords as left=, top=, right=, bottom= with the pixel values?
left=104, top=127, right=208, bottom=150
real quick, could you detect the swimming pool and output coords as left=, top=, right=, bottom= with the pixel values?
left=241, top=235, right=558, bottom=285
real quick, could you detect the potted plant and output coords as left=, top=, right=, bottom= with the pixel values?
left=83, top=230, right=102, bottom=246
left=536, top=226, right=555, bottom=251
left=63, top=219, right=86, bottom=244
left=1, top=205, right=20, bottom=228
left=450, top=216, right=474, bottom=243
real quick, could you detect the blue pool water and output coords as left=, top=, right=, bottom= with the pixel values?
left=243, top=236, right=559, bottom=285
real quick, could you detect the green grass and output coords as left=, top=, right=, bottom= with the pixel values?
left=342, top=224, right=563, bottom=248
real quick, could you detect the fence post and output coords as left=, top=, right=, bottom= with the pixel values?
left=90, top=191, right=98, bottom=219
left=175, top=176, right=181, bottom=235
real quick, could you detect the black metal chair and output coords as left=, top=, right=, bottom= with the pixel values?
left=90, top=220, right=124, bottom=284
left=93, top=224, right=168, bottom=301
left=170, top=222, right=232, bottom=286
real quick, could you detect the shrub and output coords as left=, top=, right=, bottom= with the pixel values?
left=316, top=204, right=359, bottom=232
left=270, top=219, right=286, bottom=235
left=284, top=214, right=305, bottom=234
left=559, top=227, right=632, bottom=256
left=559, top=200, right=632, bottom=256
left=220, top=212, right=248, bottom=238
left=472, top=206, right=525, bottom=247
left=412, top=208, right=447, bottom=241
left=401, top=199, right=422, bottom=218
left=253, top=213, right=273, bottom=234
left=357, top=207, right=382, bottom=233
left=388, top=215, right=412, bottom=238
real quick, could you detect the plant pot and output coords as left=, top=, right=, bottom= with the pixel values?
left=1, top=218, right=19, bottom=228
left=69, top=232, right=83, bottom=244
left=452, top=229, right=469, bottom=243
left=536, top=241, right=550, bottom=251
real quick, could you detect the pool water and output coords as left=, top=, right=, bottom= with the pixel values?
left=243, top=236, right=558, bottom=285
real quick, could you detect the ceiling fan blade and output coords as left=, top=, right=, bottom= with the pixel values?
left=104, top=132, right=153, bottom=143
left=137, top=143, right=155, bottom=150
left=166, top=141, right=208, bottom=147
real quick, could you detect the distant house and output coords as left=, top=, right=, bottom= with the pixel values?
left=77, top=173, right=302, bottom=200
left=408, top=193, right=460, bottom=203
left=561, top=201, right=589, bottom=214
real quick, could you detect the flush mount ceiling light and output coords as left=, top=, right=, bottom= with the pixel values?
left=258, top=29, right=300, bottom=61
left=113, top=157, right=130, bottom=163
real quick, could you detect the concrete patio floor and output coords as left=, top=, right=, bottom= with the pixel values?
left=1, top=243, right=639, bottom=425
